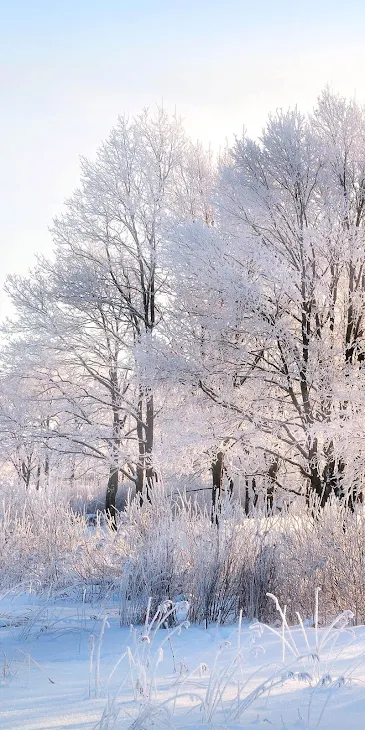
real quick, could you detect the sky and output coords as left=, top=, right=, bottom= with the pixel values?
left=1, top=0, right=365, bottom=316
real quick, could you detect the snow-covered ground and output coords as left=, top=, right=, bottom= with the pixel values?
left=0, top=594, right=365, bottom=729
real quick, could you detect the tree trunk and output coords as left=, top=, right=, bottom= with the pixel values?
left=35, top=461, right=41, bottom=491
left=135, top=389, right=154, bottom=504
left=322, top=442, right=345, bottom=499
left=136, top=391, right=145, bottom=503
left=211, top=451, right=224, bottom=525
left=244, top=480, right=250, bottom=516
left=69, top=455, right=75, bottom=491
left=243, top=477, right=258, bottom=515
left=106, top=466, right=118, bottom=530
left=44, top=416, right=50, bottom=487
left=105, top=367, right=121, bottom=529
left=21, top=458, right=31, bottom=488
left=267, top=459, right=279, bottom=512
left=145, top=391, right=154, bottom=500
left=308, top=438, right=338, bottom=508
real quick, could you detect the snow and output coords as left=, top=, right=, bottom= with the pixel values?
left=1, top=594, right=365, bottom=729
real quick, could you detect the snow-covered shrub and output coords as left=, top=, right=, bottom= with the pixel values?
left=273, top=499, right=365, bottom=625
left=2, top=479, right=365, bottom=627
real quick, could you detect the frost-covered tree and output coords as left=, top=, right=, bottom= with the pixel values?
left=3, top=108, right=214, bottom=522
left=164, top=91, right=365, bottom=508
left=0, top=374, right=43, bottom=488
left=5, top=92, right=365, bottom=515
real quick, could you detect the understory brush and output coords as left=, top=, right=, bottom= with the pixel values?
left=1, top=480, right=365, bottom=626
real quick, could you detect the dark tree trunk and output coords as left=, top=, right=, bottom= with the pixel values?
left=243, top=477, right=258, bottom=515
left=135, top=389, right=154, bottom=504
left=69, top=456, right=75, bottom=491
left=211, top=451, right=224, bottom=525
left=136, top=392, right=145, bottom=503
left=322, top=441, right=346, bottom=501
left=44, top=452, right=49, bottom=486
left=35, top=461, right=41, bottom=491
left=307, top=438, right=332, bottom=508
left=105, top=366, right=121, bottom=529
left=21, top=458, right=31, bottom=488
left=106, top=467, right=118, bottom=530
left=267, top=459, right=279, bottom=512
left=309, top=465, right=330, bottom=508
left=244, top=481, right=250, bottom=516
left=145, top=392, right=154, bottom=499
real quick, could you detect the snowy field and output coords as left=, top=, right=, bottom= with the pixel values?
left=1, top=593, right=365, bottom=730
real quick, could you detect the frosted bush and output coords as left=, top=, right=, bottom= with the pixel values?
left=1, top=479, right=365, bottom=627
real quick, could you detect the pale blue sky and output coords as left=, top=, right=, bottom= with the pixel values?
left=1, top=0, right=365, bottom=314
